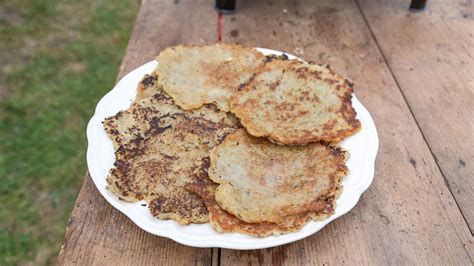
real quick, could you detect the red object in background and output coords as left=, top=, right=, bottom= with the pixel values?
left=216, top=0, right=235, bottom=42
left=218, top=12, right=223, bottom=42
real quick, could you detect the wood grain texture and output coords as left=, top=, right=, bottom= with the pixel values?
left=358, top=0, right=474, bottom=231
left=57, top=176, right=212, bottom=265
left=57, top=0, right=217, bottom=264
left=220, top=0, right=473, bottom=264
left=58, top=0, right=474, bottom=264
left=117, top=0, right=218, bottom=79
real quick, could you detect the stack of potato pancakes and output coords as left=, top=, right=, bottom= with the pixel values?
left=103, top=43, right=361, bottom=237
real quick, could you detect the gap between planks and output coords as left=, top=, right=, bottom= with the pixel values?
left=354, top=0, right=472, bottom=235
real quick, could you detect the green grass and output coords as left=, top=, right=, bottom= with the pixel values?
left=0, top=0, right=140, bottom=264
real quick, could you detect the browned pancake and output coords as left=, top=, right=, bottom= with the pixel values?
left=103, top=73, right=239, bottom=224
left=208, top=129, right=348, bottom=223
left=229, top=58, right=361, bottom=145
left=155, top=43, right=265, bottom=111
left=185, top=180, right=311, bottom=237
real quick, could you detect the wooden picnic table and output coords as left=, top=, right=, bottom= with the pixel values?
left=57, top=0, right=473, bottom=264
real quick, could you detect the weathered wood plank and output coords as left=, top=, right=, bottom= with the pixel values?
left=220, top=0, right=473, bottom=264
left=57, top=176, right=212, bottom=265
left=57, top=0, right=217, bottom=264
left=117, top=0, right=217, bottom=78
left=358, top=0, right=474, bottom=231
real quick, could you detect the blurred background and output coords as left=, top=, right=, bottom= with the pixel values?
left=1, top=0, right=140, bottom=264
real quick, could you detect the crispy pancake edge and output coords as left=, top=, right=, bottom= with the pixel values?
left=103, top=73, right=239, bottom=224
left=207, top=129, right=348, bottom=224
left=155, top=43, right=265, bottom=111
left=229, top=59, right=361, bottom=145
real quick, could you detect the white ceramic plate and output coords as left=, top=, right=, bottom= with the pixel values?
left=87, top=48, right=378, bottom=250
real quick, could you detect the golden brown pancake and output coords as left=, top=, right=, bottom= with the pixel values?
left=184, top=158, right=337, bottom=237
left=155, top=43, right=265, bottom=111
left=208, top=129, right=348, bottom=224
left=184, top=181, right=314, bottom=237
left=229, top=58, right=361, bottom=145
left=103, top=73, right=239, bottom=224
